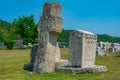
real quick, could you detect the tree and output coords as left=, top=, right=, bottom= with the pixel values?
left=57, top=30, right=73, bottom=42
left=0, top=20, right=15, bottom=49
left=12, top=15, right=38, bottom=44
left=0, top=19, right=10, bottom=42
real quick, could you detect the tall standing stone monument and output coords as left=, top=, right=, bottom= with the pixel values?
left=33, top=2, right=63, bottom=73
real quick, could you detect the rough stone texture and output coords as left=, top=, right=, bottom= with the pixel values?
left=39, top=2, right=63, bottom=33
left=55, top=60, right=68, bottom=67
left=69, top=30, right=97, bottom=68
left=57, top=65, right=107, bottom=73
left=96, top=47, right=105, bottom=56
left=23, top=44, right=38, bottom=71
left=33, top=2, right=63, bottom=73
left=42, top=2, right=62, bottom=17
left=55, top=43, right=61, bottom=62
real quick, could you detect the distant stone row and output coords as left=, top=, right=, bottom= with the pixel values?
left=96, top=42, right=120, bottom=56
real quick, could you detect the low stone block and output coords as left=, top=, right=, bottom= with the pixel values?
left=57, top=65, right=107, bottom=73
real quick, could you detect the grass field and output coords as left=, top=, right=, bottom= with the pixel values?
left=0, top=48, right=120, bottom=80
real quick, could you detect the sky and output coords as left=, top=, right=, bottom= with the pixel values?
left=0, top=0, right=120, bottom=37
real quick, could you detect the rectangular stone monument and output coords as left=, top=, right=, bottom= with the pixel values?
left=57, top=30, right=107, bottom=73
left=33, top=2, right=63, bottom=73
left=69, top=30, right=97, bottom=68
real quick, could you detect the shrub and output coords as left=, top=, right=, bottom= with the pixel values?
left=3, top=39, right=15, bottom=49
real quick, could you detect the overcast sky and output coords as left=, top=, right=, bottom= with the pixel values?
left=0, top=0, right=120, bottom=36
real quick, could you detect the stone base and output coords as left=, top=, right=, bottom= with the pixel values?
left=23, top=63, right=34, bottom=71
left=57, top=65, right=107, bottom=73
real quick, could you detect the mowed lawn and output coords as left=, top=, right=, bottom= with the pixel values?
left=0, top=48, right=120, bottom=80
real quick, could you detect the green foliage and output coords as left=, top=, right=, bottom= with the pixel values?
left=3, top=38, right=15, bottom=49
left=97, top=34, right=120, bottom=43
left=0, top=19, right=11, bottom=42
left=0, top=16, right=38, bottom=49
left=12, top=15, right=38, bottom=44
left=24, top=38, right=36, bottom=44
left=58, top=30, right=73, bottom=42
left=0, top=19, right=16, bottom=49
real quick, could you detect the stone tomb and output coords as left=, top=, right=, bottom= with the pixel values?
left=57, top=30, right=107, bottom=73
left=69, top=30, right=96, bottom=68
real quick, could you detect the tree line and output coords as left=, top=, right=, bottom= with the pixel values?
left=0, top=15, right=120, bottom=49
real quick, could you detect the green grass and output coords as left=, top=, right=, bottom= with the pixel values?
left=0, top=48, right=120, bottom=80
